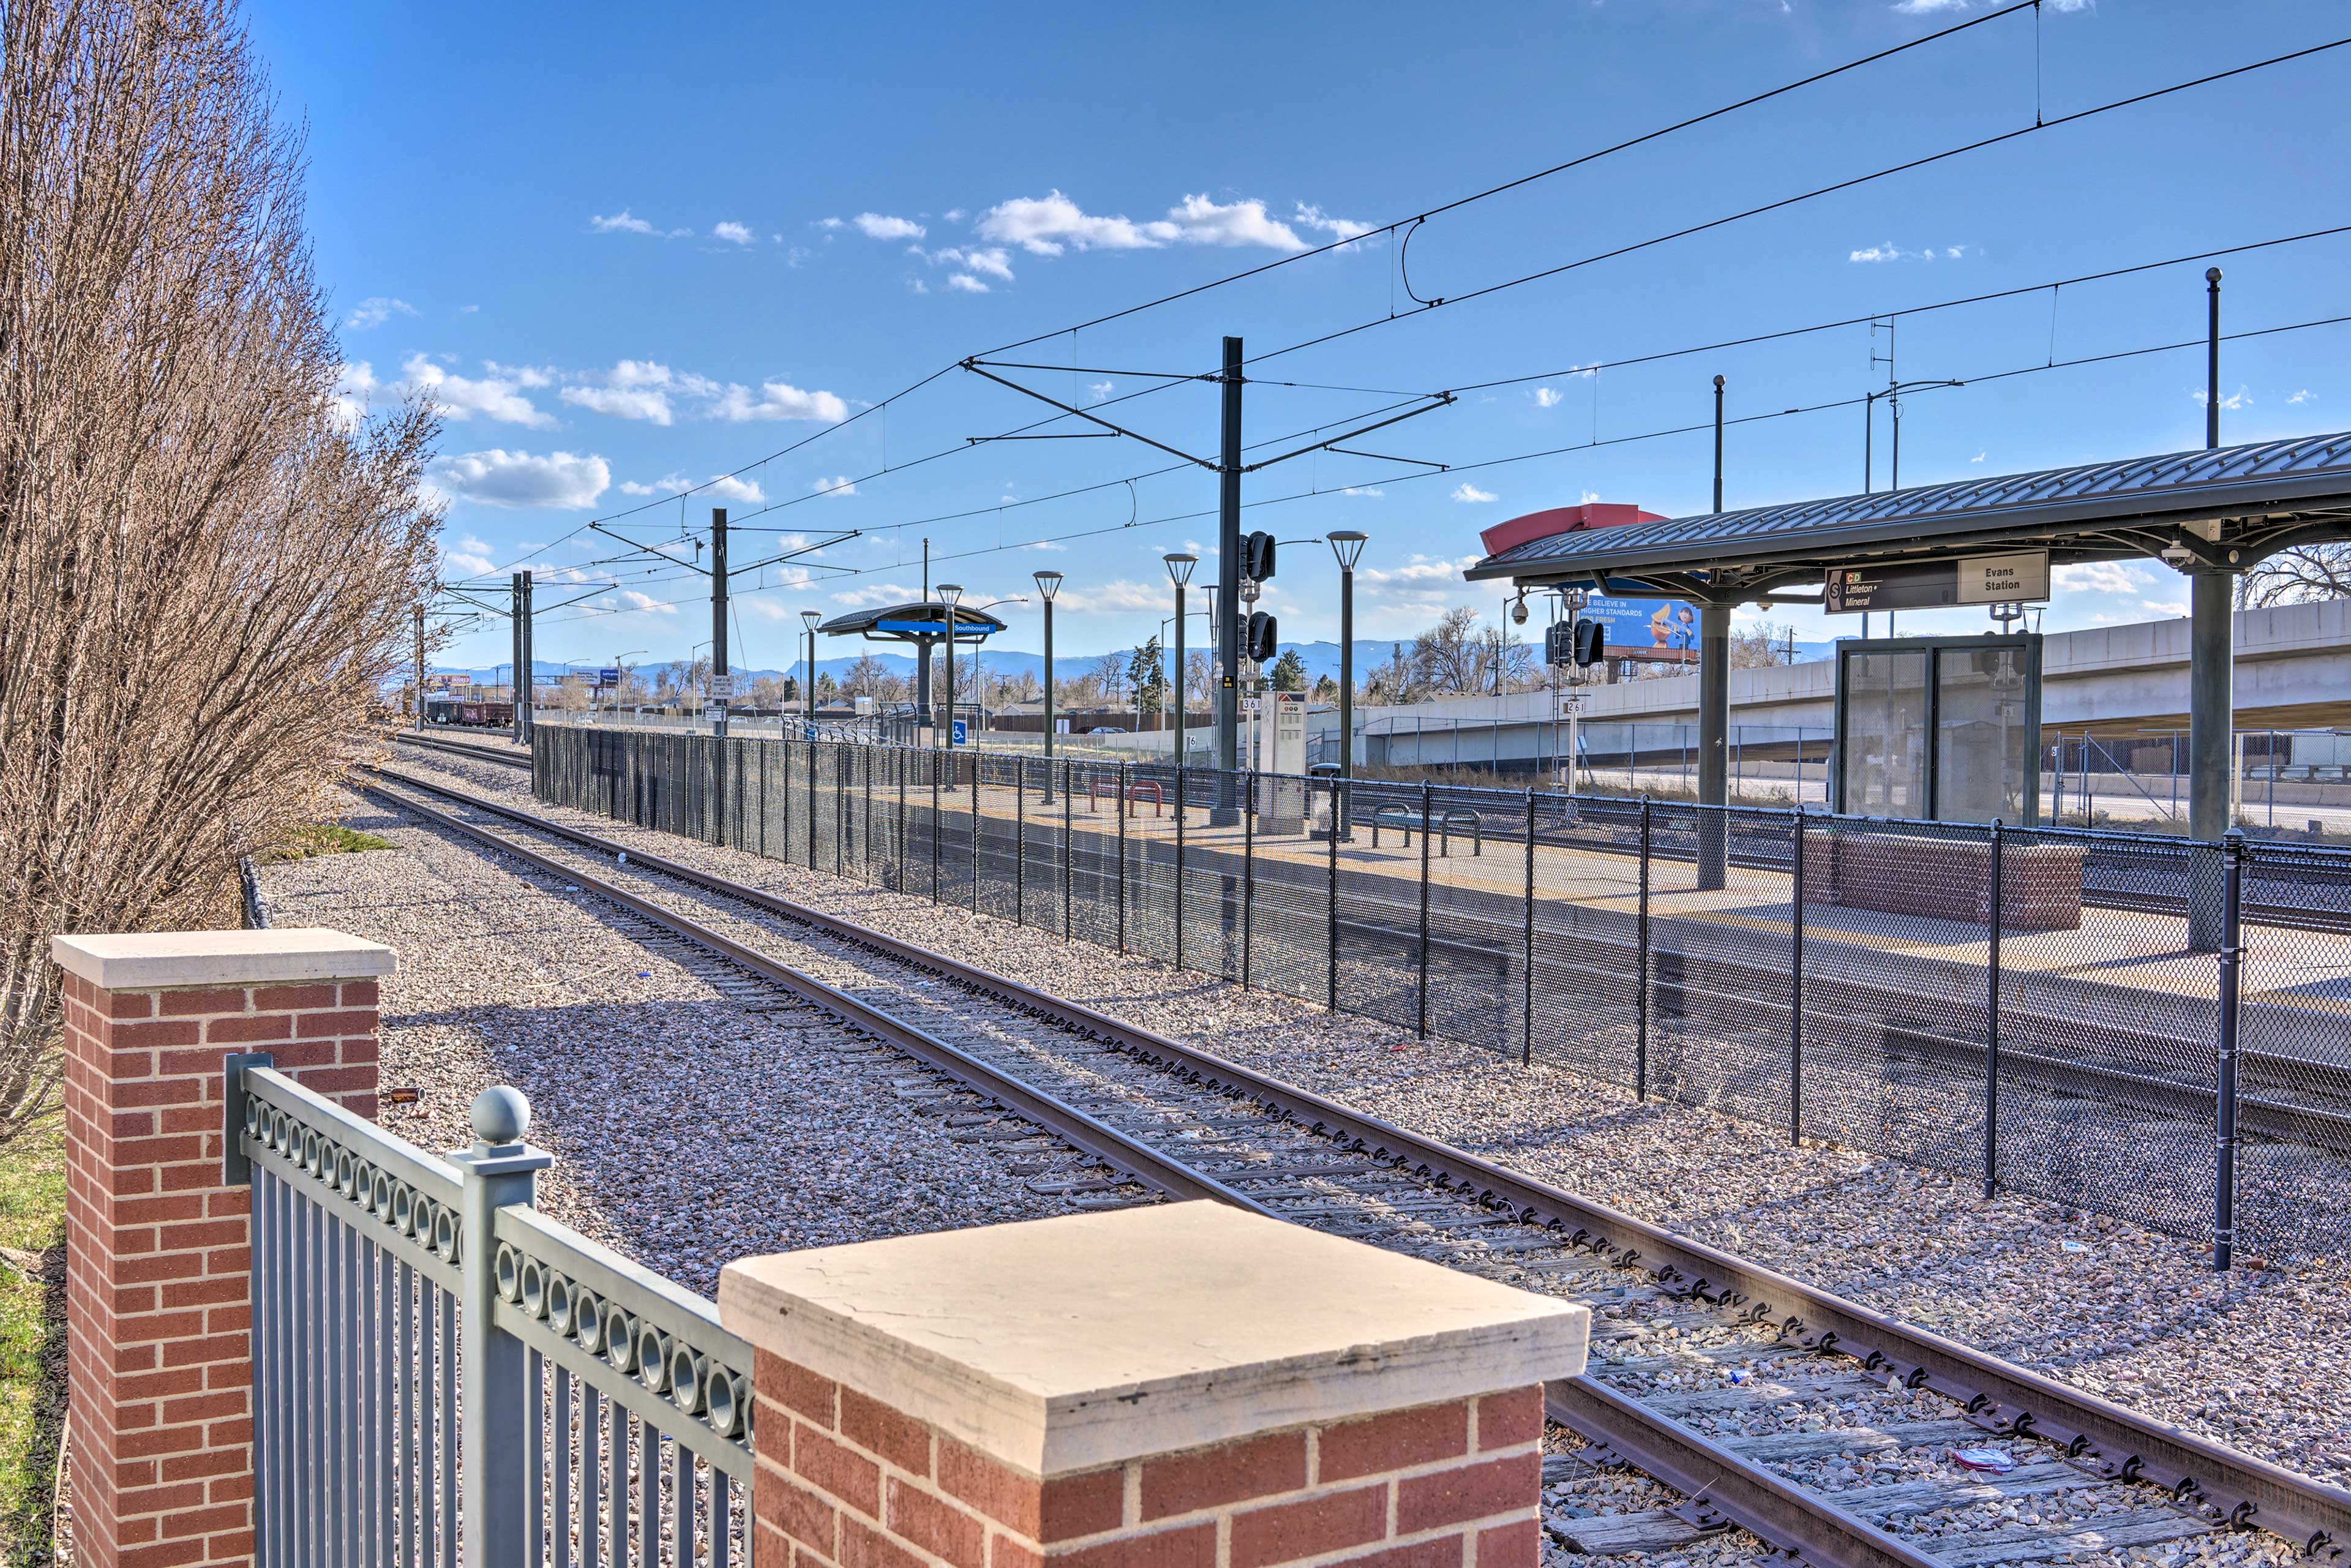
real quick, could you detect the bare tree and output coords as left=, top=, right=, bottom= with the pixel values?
left=1731, top=620, right=1797, bottom=670
left=840, top=653, right=894, bottom=699
left=0, top=0, right=442, bottom=1142
left=2242, top=546, right=2351, bottom=607
left=1411, top=607, right=1485, bottom=694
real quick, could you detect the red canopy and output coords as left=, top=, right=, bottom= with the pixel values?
left=1477, top=501, right=1663, bottom=559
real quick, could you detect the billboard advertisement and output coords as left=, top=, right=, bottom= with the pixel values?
left=1580, top=595, right=1698, bottom=661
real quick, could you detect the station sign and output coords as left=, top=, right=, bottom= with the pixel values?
left=1824, top=551, right=2050, bottom=615
left=596, top=666, right=621, bottom=686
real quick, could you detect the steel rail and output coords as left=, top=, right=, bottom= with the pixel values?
left=390, top=732, right=534, bottom=770
left=356, top=776, right=1272, bottom=1217
left=366, top=762, right=2351, bottom=1564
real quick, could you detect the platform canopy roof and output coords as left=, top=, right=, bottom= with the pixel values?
left=1463, top=430, right=2351, bottom=602
left=817, top=601, right=1008, bottom=642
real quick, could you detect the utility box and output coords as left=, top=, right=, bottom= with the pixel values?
left=1254, top=691, right=1308, bottom=832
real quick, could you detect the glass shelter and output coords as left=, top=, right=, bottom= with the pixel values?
left=1832, top=633, right=2041, bottom=825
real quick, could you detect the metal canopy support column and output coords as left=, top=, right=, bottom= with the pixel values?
left=711, top=508, right=729, bottom=739
left=1697, top=600, right=1731, bottom=891
left=2187, top=568, right=2234, bottom=951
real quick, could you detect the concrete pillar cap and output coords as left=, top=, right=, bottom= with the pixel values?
left=719, top=1202, right=1588, bottom=1477
left=50, top=928, right=396, bottom=990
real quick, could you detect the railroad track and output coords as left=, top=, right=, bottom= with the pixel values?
left=356, top=763, right=2351, bottom=1568
left=389, top=730, right=534, bottom=769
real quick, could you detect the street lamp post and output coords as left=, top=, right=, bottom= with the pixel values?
left=1328, top=531, right=1366, bottom=840
left=800, top=610, right=821, bottom=737
left=1164, top=554, right=1196, bottom=771
left=937, top=585, right=963, bottom=749
left=1035, top=571, right=1062, bottom=800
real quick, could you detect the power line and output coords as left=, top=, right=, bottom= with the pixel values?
left=533, top=308, right=2351, bottom=629
left=1248, top=33, right=2351, bottom=369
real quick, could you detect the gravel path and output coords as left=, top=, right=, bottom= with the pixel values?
left=359, top=745, right=2351, bottom=1496
left=256, top=776, right=1083, bottom=1294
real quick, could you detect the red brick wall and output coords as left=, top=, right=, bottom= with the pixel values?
left=59, top=969, right=382, bottom=1568
left=1804, top=833, right=2083, bottom=932
left=751, top=1349, right=1544, bottom=1568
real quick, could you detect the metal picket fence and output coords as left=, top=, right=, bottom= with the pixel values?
left=533, top=727, right=2351, bottom=1262
left=233, top=1056, right=752, bottom=1566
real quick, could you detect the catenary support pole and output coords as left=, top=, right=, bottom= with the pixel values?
left=2188, top=269, right=2234, bottom=952
left=711, top=508, right=729, bottom=738
left=413, top=603, right=426, bottom=732
left=511, top=572, right=527, bottom=746
left=1213, top=336, right=1243, bottom=822
left=519, top=571, right=534, bottom=743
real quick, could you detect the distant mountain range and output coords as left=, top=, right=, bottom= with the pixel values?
left=418, top=635, right=1835, bottom=693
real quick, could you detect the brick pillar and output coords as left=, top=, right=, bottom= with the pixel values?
left=719, top=1204, right=1589, bottom=1568
left=52, top=929, right=396, bottom=1568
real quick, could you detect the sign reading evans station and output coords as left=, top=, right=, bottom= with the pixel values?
left=1824, top=551, right=2050, bottom=615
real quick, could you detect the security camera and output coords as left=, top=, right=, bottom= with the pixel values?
left=1510, top=596, right=1529, bottom=625
left=2159, top=542, right=2194, bottom=567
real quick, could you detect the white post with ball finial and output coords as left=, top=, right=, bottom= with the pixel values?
left=453, top=1086, right=553, bottom=1567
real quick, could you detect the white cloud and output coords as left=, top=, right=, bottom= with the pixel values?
left=1061, top=578, right=1174, bottom=614
left=438, top=532, right=497, bottom=578
left=2290, top=389, right=2317, bottom=405
left=1087, top=380, right=1114, bottom=402
left=1892, top=0, right=1967, bottom=12
left=483, top=361, right=555, bottom=388
left=1450, top=482, right=1498, bottom=503
left=331, top=361, right=380, bottom=431
left=560, top=359, right=695, bottom=424
left=401, top=354, right=551, bottom=427
left=707, top=473, right=766, bottom=504
left=1970, top=450, right=1987, bottom=463
left=2145, top=599, right=2188, bottom=617
left=975, top=189, right=1312, bottom=257
left=830, top=582, right=919, bottom=608
left=615, top=590, right=676, bottom=614
left=945, top=274, right=989, bottom=293
left=1532, top=387, right=1563, bottom=409
left=2053, top=561, right=2152, bottom=596
left=959, top=247, right=1014, bottom=282
left=712, top=221, right=755, bottom=245
left=590, top=209, right=690, bottom=239
left=1339, top=486, right=1383, bottom=497
left=1848, top=240, right=1969, bottom=263
left=429, top=449, right=610, bottom=509
left=811, top=475, right=857, bottom=497
left=942, top=208, right=967, bottom=223
left=853, top=213, right=926, bottom=240
left=2191, top=386, right=2252, bottom=412
left=710, top=380, right=850, bottom=422
left=345, top=296, right=416, bottom=331
left=1292, top=204, right=1376, bottom=244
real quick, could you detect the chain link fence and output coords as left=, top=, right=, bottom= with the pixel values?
left=533, top=727, right=2351, bottom=1261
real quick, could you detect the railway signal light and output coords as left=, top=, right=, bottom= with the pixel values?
left=1246, top=610, right=1278, bottom=662
left=1573, top=618, right=1605, bottom=666
left=1242, top=530, right=1277, bottom=582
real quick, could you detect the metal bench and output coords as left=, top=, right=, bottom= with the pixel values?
left=1368, top=803, right=1483, bottom=856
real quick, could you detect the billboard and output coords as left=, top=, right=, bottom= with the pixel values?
left=1580, top=595, right=1698, bottom=661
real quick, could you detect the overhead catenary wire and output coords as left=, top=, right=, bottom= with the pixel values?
left=533, top=308, right=2351, bottom=628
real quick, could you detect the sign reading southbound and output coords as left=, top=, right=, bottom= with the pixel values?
left=1825, top=551, right=2050, bottom=615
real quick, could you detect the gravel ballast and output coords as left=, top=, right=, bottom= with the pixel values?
left=351, top=744, right=2351, bottom=1498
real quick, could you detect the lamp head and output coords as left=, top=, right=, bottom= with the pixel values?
left=1163, top=552, right=1197, bottom=588
left=936, top=582, right=963, bottom=607
left=800, top=610, right=821, bottom=633
left=1328, top=530, right=1367, bottom=571
left=1033, top=569, right=1063, bottom=602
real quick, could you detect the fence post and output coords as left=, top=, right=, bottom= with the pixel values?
left=969, top=753, right=981, bottom=913
left=758, top=741, right=768, bottom=860
left=1521, top=790, right=1537, bottom=1066
left=1117, top=761, right=1129, bottom=954
left=454, top=1088, right=553, bottom=1568
left=51, top=928, right=391, bottom=1568
left=2214, top=827, right=2246, bottom=1270
left=1015, top=754, right=1027, bottom=928
left=931, top=751, right=941, bottom=902
left=1062, top=760, right=1074, bottom=942
left=1327, top=779, right=1341, bottom=1013
left=1417, top=780, right=1433, bottom=1039
left=1242, top=770, right=1256, bottom=989
left=1636, top=797, right=1652, bottom=1102
left=1985, top=819, right=2004, bottom=1199
left=808, top=734, right=819, bottom=869
left=1788, top=807, right=1806, bottom=1146
left=1175, top=764, right=1187, bottom=972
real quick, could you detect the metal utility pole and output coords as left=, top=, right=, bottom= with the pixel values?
left=1036, top=571, right=1062, bottom=800
left=510, top=572, right=527, bottom=745
left=1697, top=375, right=1730, bottom=891
left=1166, top=554, right=1196, bottom=770
left=413, top=603, right=426, bottom=732
left=800, top=610, right=821, bottom=734
left=519, top=571, right=535, bottom=742
left=1329, top=531, right=1366, bottom=840
left=1214, top=336, right=1243, bottom=792
left=938, top=585, right=963, bottom=750
left=710, top=508, right=730, bottom=738
left=918, top=538, right=936, bottom=741
left=2188, top=267, right=2233, bottom=950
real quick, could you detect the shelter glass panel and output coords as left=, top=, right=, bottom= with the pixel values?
left=1935, top=647, right=2033, bottom=824
left=1842, top=650, right=1929, bottom=816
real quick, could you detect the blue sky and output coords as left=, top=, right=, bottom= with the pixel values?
left=253, top=0, right=2351, bottom=674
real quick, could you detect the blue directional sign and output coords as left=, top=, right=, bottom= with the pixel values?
left=596, top=666, right=621, bottom=685
left=951, top=719, right=968, bottom=746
